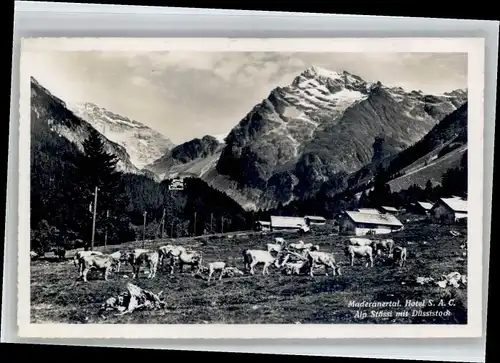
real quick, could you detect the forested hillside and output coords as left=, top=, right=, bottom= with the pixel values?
left=120, top=174, right=251, bottom=240
left=31, top=82, right=252, bottom=253
left=31, top=128, right=252, bottom=252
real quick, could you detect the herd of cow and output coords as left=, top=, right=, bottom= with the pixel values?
left=32, top=235, right=408, bottom=283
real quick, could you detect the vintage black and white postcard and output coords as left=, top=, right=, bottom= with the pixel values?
left=18, top=37, right=487, bottom=339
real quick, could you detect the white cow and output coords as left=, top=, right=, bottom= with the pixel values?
left=169, top=249, right=202, bottom=274
left=73, top=250, right=104, bottom=274
left=281, top=257, right=309, bottom=276
left=79, top=254, right=119, bottom=282
left=344, top=245, right=374, bottom=267
left=242, top=249, right=283, bottom=275
left=207, top=261, right=226, bottom=282
left=306, top=251, right=341, bottom=277
left=158, top=245, right=186, bottom=267
left=347, top=238, right=373, bottom=247
left=130, top=250, right=160, bottom=279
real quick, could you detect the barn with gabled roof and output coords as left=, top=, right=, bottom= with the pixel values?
left=270, top=216, right=309, bottom=233
left=338, top=210, right=404, bottom=236
left=430, top=197, right=467, bottom=224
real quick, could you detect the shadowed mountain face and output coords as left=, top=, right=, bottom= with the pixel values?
left=385, top=102, right=468, bottom=192
left=30, top=77, right=142, bottom=175
left=326, top=101, right=468, bottom=198
left=145, top=135, right=222, bottom=178
left=201, top=66, right=467, bottom=210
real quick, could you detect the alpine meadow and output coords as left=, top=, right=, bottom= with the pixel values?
left=27, top=49, right=470, bottom=326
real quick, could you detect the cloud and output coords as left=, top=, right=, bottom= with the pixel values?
left=24, top=50, right=467, bottom=144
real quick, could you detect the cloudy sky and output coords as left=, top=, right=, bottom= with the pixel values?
left=25, top=51, right=467, bottom=144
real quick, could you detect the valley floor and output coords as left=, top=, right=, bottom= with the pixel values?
left=30, top=218, right=467, bottom=324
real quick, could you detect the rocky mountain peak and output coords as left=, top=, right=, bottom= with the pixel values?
left=298, top=66, right=343, bottom=81
left=291, top=66, right=371, bottom=94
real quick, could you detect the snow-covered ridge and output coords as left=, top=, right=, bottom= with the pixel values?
left=285, top=67, right=371, bottom=115
left=69, top=102, right=175, bottom=170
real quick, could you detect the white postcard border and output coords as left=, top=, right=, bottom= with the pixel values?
left=18, top=37, right=486, bottom=339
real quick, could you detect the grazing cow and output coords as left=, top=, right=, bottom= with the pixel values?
left=73, top=250, right=104, bottom=272
left=207, top=261, right=226, bottom=282
left=347, top=238, right=373, bottom=247
left=344, top=245, right=374, bottom=268
left=158, top=245, right=186, bottom=266
left=372, top=239, right=395, bottom=256
left=51, top=246, right=66, bottom=260
left=169, top=249, right=202, bottom=274
left=281, top=256, right=310, bottom=276
left=122, top=249, right=150, bottom=266
left=79, top=254, right=119, bottom=282
left=130, top=250, right=160, bottom=279
left=267, top=243, right=283, bottom=254
left=242, top=249, right=284, bottom=275
left=392, top=246, right=407, bottom=267
left=283, top=261, right=308, bottom=276
left=306, top=251, right=341, bottom=277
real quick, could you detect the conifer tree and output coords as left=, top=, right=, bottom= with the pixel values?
left=75, top=129, right=132, bottom=244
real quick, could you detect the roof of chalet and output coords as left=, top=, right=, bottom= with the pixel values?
left=417, top=201, right=434, bottom=210
left=380, top=206, right=399, bottom=212
left=357, top=208, right=381, bottom=214
left=304, top=215, right=326, bottom=220
left=345, top=211, right=404, bottom=227
left=270, top=215, right=306, bottom=228
left=258, top=221, right=271, bottom=226
left=438, top=197, right=468, bottom=213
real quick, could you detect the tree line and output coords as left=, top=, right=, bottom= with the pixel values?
left=263, top=151, right=467, bottom=219
left=31, top=123, right=467, bottom=254
left=31, top=128, right=252, bottom=253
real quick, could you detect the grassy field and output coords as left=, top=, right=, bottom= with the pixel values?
left=30, top=216, right=468, bottom=324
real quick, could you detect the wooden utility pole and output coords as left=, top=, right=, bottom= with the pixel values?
left=142, top=211, right=147, bottom=248
left=221, top=216, right=224, bottom=234
left=210, top=213, right=213, bottom=234
left=161, top=208, right=166, bottom=239
left=90, top=186, right=98, bottom=251
left=193, top=212, right=197, bottom=236
left=104, top=209, right=109, bottom=248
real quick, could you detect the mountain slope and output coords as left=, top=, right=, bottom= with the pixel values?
left=267, top=102, right=469, bottom=217
left=69, top=102, right=175, bottom=170
left=386, top=102, right=468, bottom=192
left=333, top=101, right=468, bottom=197
left=31, top=77, right=141, bottom=175
left=145, top=135, right=222, bottom=178
left=202, top=66, right=466, bottom=210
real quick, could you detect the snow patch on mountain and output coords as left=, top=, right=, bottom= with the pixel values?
left=69, top=102, right=175, bottom=170
left=213, top=133, right=228, bottom=143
